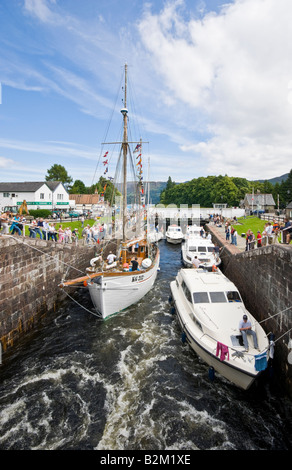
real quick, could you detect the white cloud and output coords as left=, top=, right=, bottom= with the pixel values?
left=23, top=0, right=58, bottom=23
left=0, top=138, right=98, bottom=161
left=138, top=0, right=292, bottom=179
left=0, top=156, right=14, bottom=168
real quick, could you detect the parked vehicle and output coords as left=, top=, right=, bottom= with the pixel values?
left=69, top=211, right=81, bottom=218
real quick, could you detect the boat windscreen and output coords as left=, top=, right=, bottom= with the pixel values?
left=193, top=292, right=209, bottom=303
left=207, top=247, right=214, bottom=252
left=198, top=246, right=207, bottom=252
left=226, top=291, right=242, bottom=302
left=189, top=246, right=197, bottom=251
left=209, top=292, right=227, bottom=303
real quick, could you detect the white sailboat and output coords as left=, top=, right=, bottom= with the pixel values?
left=60, top=64, right=160, bottom=319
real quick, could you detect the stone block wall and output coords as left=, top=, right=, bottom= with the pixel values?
left=0, top=236, right=96, bottom=355
left=209, top=224, right=292, bottom=396
left=221, top=245, right=292, bottom=396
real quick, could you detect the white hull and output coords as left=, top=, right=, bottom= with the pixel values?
left=181, top=239, right=221, bottom=270
left=165, top=225, right=184, bottom=244
left=147, top=232, right=163, bottom=242
left=166, top=235, right=183, bottom=244
left=88, top=252, right=160, bottom=319
left=170, top=269, right=269, bottom=390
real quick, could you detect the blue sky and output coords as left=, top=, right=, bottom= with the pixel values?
left=1, top=0, right=292, bottom=186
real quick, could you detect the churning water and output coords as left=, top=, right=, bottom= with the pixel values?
left=0, top=242, right=292, bottom=450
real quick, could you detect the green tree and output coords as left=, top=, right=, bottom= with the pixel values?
left=46, top=164, right=73, bottom=188
left=94, top=176, right=121, bottom=203
left=280, top=169, right=292, bottom=207
left=69, top=179, right=87, bottom=194
left=211, top=175, right=240, bottom=207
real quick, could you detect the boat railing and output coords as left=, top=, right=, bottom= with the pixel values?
left=199, top=331, right=268, bottom=359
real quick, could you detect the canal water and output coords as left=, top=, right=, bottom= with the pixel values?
left=0, top=241, right=292, bottom=450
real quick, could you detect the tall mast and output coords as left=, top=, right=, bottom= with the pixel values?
left=121, top=63, right=128, bottom=243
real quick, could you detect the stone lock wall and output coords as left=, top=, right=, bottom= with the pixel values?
left=0, top=236, right=96, bottom=355
left=222, top=245, right=292, bottom=395
left=208, top=225, right=292, bottom=397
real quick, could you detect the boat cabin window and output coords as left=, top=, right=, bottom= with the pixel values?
left=198, top=246, right=207, bottom=252
left=226, top=291, right=241, bottom=302
left=209, top=292, right=227, bottom=303
left=207, top=247, right=214, bottom=252
left=193, top=292, right=210, bottom=303
left=189, top=246, right=197, bottom=252
left=181, top=281, right=192, bottom=303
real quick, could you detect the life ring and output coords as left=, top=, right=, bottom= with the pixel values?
left=90, top=256, right=101, bottom=267
left=212, top=264, right=218, bottom=272
left=142, top=258, right=152, bottom=269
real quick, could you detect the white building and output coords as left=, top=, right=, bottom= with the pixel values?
left=0, top=181, right=72, bottom=213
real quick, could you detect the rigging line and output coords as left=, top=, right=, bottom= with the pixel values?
left=274, top=326, right=292, bottom=343
left=91, top=72, right=124, bottom=186
left=259, top=305, right=292, bottom=323
left=9, top=235, right=87, bottom=276
left=61, top=289, right=103, bottom=320
left=127, top=74, right=147, bottom=143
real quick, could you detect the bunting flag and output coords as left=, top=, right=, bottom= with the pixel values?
left=103, top=151, right=109, bottom=176
left=134, top=144, right=141, bottom=153
left=104, top=184, right=107, bottom=191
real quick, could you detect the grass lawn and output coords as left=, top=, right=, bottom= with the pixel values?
left=235, top=216, right=291, bottom=244
left=235, top=216, right=267, bottom=236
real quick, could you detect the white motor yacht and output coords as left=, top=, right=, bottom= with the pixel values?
left=181, top=237, right=221, bottom=270
left=165, top=224, right=184, bottom=244
left=170, top=268, right=270, bottom=390
left=185, top=224, right=204, bottom=238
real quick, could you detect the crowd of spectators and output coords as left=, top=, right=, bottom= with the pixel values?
left=223, top=217, right=291, bottom=249
left=0, top=211, right=108, bottom=245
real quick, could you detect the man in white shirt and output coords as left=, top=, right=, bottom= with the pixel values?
left=192, top=256, right=201, bottom=268
left=239, top=314, right=259, bottom=351
left=107, top=251, right=116, bottom=265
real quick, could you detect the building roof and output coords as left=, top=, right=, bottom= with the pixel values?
left=69, top=194, right=100, bottom=204
left=0, top=182, right=49, bottom=192
left=244, top=193, right=276, bottom=206
left=0, top=181, right=67, bottom=193
left=46, top=181, right=67, bottom=192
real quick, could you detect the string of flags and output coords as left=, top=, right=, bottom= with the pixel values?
left=100, top=145, right=145, bottom=206
left=103, top=151, right=109, bottom=176
left=134, top=143, right=141, bottom=153
left=135, top=145, right=145, bottom=207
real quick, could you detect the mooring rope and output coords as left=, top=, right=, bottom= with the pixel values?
left=259, top=306, right=292, bottom=324
left=7, top=234, right=93, bottom=275
left=61, top=288, right=103, bottom=320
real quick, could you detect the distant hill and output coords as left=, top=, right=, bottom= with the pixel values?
left=147, top=181, right=167, bottom=204
left=116, top=181, right=167, bottom=205
left=257, top=173, right=289, bottom=184
left=119, top=173, right=289, bottom=205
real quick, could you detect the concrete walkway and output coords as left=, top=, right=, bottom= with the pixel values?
left=207, top=223, right=247, bottom=253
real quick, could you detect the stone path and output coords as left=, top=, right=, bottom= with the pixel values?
left=207, top=223, right=247, bottom=253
